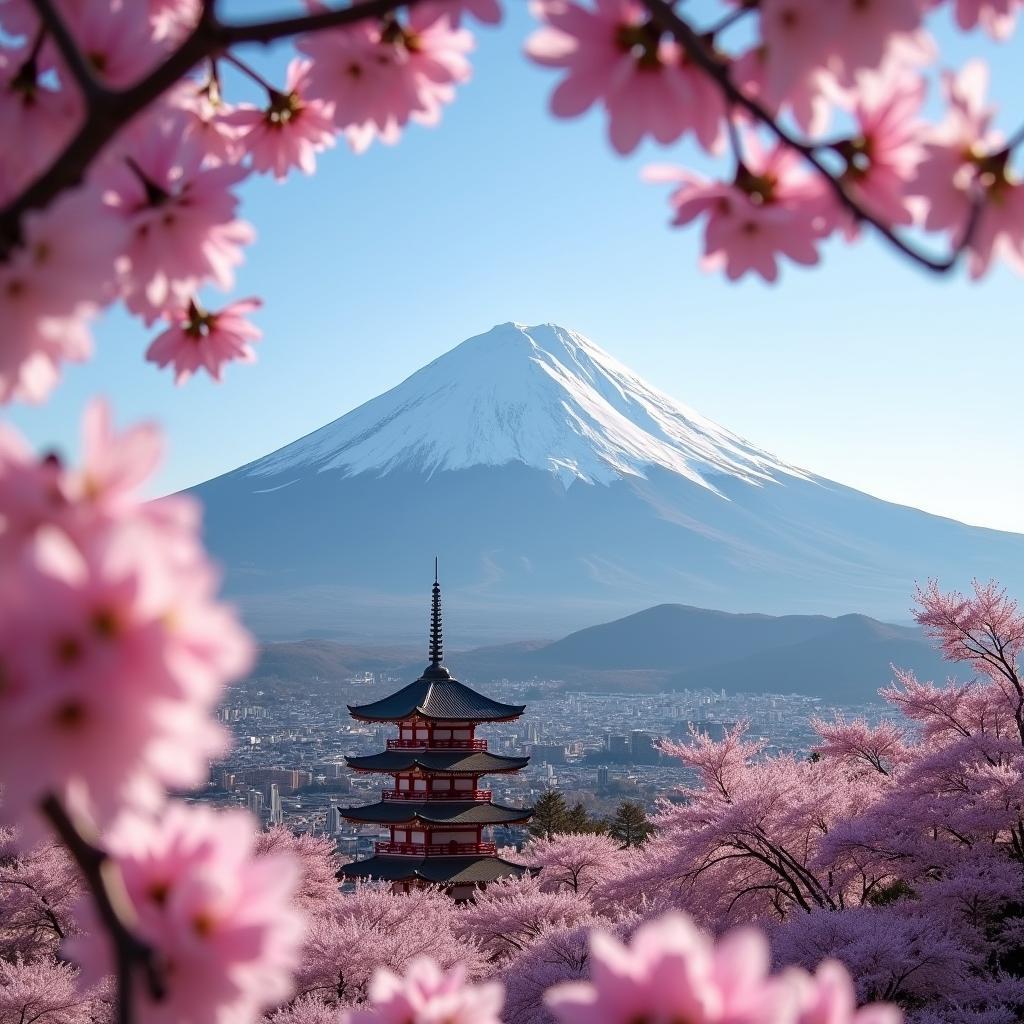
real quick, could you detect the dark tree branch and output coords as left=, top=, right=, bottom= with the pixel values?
left=40, top=796, right=164, bottom=1024
left=640, top=0, right=984, bottom=276
left=0, top=0, right=425, bottom=248
left=29, top=0, right=106, bottom=101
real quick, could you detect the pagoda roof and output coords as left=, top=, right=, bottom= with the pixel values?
left=340, top=799, right=533, bottom=826
left=338, top=854, right=531, bottom=885
left=348, top=669, right=525, bottom=723
left=346, top=750, right=529, bottom=774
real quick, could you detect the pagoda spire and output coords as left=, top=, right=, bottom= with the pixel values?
left=429, top=558, right=443, bottom=667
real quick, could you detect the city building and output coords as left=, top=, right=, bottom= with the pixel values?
left=338, top=567, right=534, bottom=899
left=530, top=743, right=567, bottom=765
left=269, top=783, right=283, bottom=825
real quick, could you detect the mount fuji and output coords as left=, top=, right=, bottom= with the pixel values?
left=192, top=322, right=1024, bottom=642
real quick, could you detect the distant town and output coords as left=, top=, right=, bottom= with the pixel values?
left=191, top=668, right=897, bottom=864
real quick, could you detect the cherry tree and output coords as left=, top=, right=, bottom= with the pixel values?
left=0, top=958, right=107, bottom=1024
left=0, top=834, right=81, bottom=960
left=0, top=0, right=1021, bottom=1020
left=456, top=875, right=599, bottom=961
left=290, top=884, right=483, bottom=1010
left=518, top=833, right=626, bottom=897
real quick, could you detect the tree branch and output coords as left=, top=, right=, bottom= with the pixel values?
left=29, top=0, right=106, bottom=101
left=39, top=796, right=164, bottom=1024
left=639, top=0, right=982, bottom=275
left=0, top=0, right=425, bottom=249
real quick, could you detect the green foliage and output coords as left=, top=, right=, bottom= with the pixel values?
left=529, top=790, right=607, bottom=838
left=606, top=801, right=653, bottom=848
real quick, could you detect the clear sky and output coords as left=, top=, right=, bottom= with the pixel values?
left=6, top=2, right=1024, bottom=533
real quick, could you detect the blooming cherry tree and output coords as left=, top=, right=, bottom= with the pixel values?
left=1, top=1, right=1022, bottom=1022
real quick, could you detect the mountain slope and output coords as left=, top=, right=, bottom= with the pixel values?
left=192, top=322, right=1024, bottom=640
left=242, top=322, right=807, bottom=490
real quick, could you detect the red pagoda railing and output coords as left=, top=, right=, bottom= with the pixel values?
left=375, top=841, right=498, bottom=856
left=381, top=790, right=492, bottom=802
left=386, top=739, right=487, bottom=750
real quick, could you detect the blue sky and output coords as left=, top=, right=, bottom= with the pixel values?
left=6, top=2, right=1024, bottom=533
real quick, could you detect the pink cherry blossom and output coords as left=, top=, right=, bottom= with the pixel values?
left=223, top=59, right=337, bottom=181
left=756, top=0, right=839, bottom=105
left=146, top=297, right=261, bottom=384
left=729, top=46, right=833, bottom=137
left=950, top=0, right=1023, bottom=38
left=69, top=804, right=304, bottom=1024
left=793, top=961, right=901, bottom=1024
left=162, top=77, right=247, bottom=167
left=0, top=0, right=37, bottom=40
left=73, top=397, right=163, bottom=517
left=0, top=401, right=253, bottom=829
left=102, top=118, right=254, bottom=323
left=419, top=0, right=502, bottom=26
left=828, top=0, right=928, bottom=81
left=646, top=141, right=833, bottom=282
left=911, top=61, right=1024, bottom=278
left=61, top=0, right=166, bottom=88
left=0, top=47, right=82, bottom=199
left=527, top=0, right=724, bottom=155
left=0, top=187, right=124, bottom=405
left=545, top=912, right=799, bottom=1024
left=348, top=958, right=504, bottom=1024
left=835, top=74, right=925, bottom=232
left=149, top=0, right=202, bottom=42
left=298, top=12, right=473, bottom=154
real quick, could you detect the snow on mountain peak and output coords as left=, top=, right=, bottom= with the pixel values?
left=243, top=322, right=809, bottom=490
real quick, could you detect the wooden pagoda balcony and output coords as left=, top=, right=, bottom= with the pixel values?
left=381, top=789, right=492, bottom=802
left=386, top=738, right=487, bottom=750
left=375, top=840, right=498, bottom=856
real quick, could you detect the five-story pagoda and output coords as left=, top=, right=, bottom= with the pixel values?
left=339, top=565, right=533, bottom=898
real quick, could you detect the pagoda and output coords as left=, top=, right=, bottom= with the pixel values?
left=338, top=564, right=533, bottom=898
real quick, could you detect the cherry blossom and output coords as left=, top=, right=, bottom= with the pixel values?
left=420, top=0, right=503, bottom=26
left=828, top=0, right=929, bottom=82
left=0, top=187, right=124, bottom=405
left=223, top=59, right=337, bottom=180
left=298, top=12, right=473, bottom=154
left=348, top=959, right=504, bottom=1024
left=948, top=0, right=1024, bottom=39
left=162, top=77, right=247, bottom=167
left=0, top=47, right=81, bottom=198
left=836, top=75, right=925, bottom=231
left=69, top=804, right=304, bottom=1024
left=646, top=141, right=833, bottom=282
left=0, top=401, right=252, bottom=828
left=146, top=296, right=261, bottom=384
left=545, top=913, right=800, bottom=1024
left=755, top=0, right=839, bottom=106
left=912, top=62, right=1024, bottom=278
left=101, top=117, right=254, bottom=324
left=149, top=0, right=203, bottom=43
left=0, top=957, right=106, bottom=1024
left=527, top=0, right=724, bottom=155
left=61, top=0, right=165, bottom=88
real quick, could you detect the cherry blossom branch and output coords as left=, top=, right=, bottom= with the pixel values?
left=30, top=0, right=104, bottom=100
left=2, top=0, right=427, bottom=247
left=39, top=795, right=164, bottom=1024
left=639, top=0, right=981, bottom=275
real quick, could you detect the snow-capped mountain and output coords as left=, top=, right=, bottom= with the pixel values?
left=246, top=322, right=807, bottom=490
left=193, top=322, right=1024, bottom=642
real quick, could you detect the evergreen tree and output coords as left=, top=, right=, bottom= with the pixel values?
left=607, top=801, right=653, bottom=847
left=529, top=790, right=570, bottom=839
left=565, top=802, right=607, bottom=835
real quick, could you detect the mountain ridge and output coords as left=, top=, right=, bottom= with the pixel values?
left=248, top=603, right=953, bottom=703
